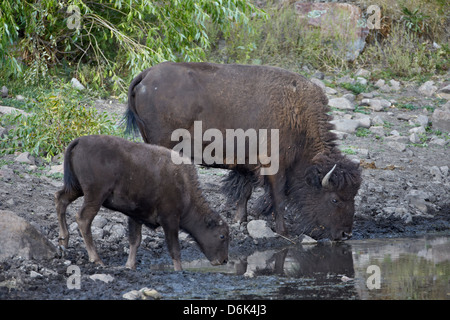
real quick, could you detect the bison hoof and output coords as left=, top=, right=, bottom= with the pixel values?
left=56, top=245, right=66, bottom=259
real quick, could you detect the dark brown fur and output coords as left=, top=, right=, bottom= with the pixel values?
left=125, top=62, right=361, bottom=239
left=55, top=135, right=229, bottom=271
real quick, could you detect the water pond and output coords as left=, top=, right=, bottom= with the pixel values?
left=151, top=233, right=450, bottom=300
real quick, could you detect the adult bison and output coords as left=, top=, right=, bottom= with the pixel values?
left=55, top=135, right=229, bottom=271
left=125, top=62, right=361, bottom=240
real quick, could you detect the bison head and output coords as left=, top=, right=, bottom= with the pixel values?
left=194, top=213, right=229, bottom=266
left=289, top=158, right=361, bottom=241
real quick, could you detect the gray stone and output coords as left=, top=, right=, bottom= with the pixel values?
left=369, top=126, right=385, bottom=137
left=418, top=80, right=437, bottom=97
left=431, top=102, right=450, bottom=132
left=429, top=166, right=441, bottom=181
left=356, top=77, right=367, bottom=86
left=409, top=133, right=421, bottom=144
left=108, top=224, right=126, bottom=241
left=89, top=273, right=115, bottom=283
left=247, top=220, right=276, bottom=239
left=0, top=106, right=30, bottom=116
left=330, top=119, right=360, bottom=133
left=300, top=234, right=317, bottom=245
left=440, top=166, right=449, bottom=177
left=1, top=86, right=8, bottom=98
left=389, top=79, right=401, bottom=91
left=325, top=87, right=338, bottom=95
left=406, top=190, right=430, bottom=213
left=355, top=68, right=371, bottom=78
left=374, top=79, right=385, bottom=88
left=371, top=115, right=384, bottom=126
left=0, top=210, right=56, bottom=261
left=71, top=78, right=85, bottom=90
left=386, top=141, right=406, bottom=152
left=437, top=84, right=450, bottom=100
left=15, top=152, right=35, bottom=165
left=310, top=77, right=325, bottom=91
left=328, top=97, right=354, bottom=110
left=416, top=115, right=429, bottom=127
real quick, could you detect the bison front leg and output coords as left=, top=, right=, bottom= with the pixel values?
left=160, top=218, right=182, bottom=271
left=76, top=201, right=104, bottom=265
left=125, top=217, right=142, bottom=269
left=267, top=175, right=287, bottom=236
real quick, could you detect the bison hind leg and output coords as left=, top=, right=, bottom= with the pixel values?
left=76, top=199, right=104, bottom=265
left=221, top=169, right=258, bottom=223
left=55, top=188, right=81, bottom=252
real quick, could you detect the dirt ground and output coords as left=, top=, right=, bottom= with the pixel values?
left=0, top=73, right=449, bottom=300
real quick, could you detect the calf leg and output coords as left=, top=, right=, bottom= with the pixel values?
left=55, top=189, right=81, bottom=250
left=159, top=214, right=182, bottom=271
left=76, top=200, right=103, bottom=265
left=125, top=217, right=142, bottom=269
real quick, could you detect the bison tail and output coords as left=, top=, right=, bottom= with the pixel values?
left=63, top=139, right=81, bottom=194
left=123, top=70, right=148, bottom=138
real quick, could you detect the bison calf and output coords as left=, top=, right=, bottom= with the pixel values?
left=55, top=135, right=229, bottom=271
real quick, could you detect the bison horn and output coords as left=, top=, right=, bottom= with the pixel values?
left=321, top=164, right=337, bottom=188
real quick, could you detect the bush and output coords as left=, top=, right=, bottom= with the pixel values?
left=0, top=0, right=264, bottom=95
left=0, top=90, right=120, bottom=161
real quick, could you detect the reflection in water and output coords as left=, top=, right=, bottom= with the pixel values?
left=178, top=234, right=450, bottom=299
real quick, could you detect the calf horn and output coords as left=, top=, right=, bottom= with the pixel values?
left=321, top=164, right=337, bottom=188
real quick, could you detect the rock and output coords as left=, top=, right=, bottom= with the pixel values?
left=300, top=234, right=317, bottom=245
left=371, top=115, right=384, bottom=126
left=342, top=93, right=356, bottom=102
left=389, top=79, right=401, bottom=91
left=48, top=164, right=64, bottom=175
left=431, top=102, right=450, bottom=132
left=374, top=79, right=385, bottom=88
left=356, top=116, right=371, bottom=128
left=247, top=220, right=276, bottom=239
left=0, top=105, right=30, bottom=116
left=330, top=130, right=348, bottom=140
left=14, top=152, right=35, bottom=165
left=356, top=77, right=368, bottom=86
left=123, top=288, right=162, bottom=300
left=328, top=97, right=354, bottom=110
left=437, top=84, right=450, bottom=100
left=330, top=119, right=360, bottom=133
left=406, top=190, right=430, bottom=213
left=386, top=141, right=406, bottom=152
left=429, top=137, right=447, bottom=146
left=415, top=115, right=429, bottom=127
left=108, top=224, right=126, bottom=241
left=369, top=126, right=385, bottom=137
left=355, top=68, right=370, bottom=78
left=440, top=166, right=449, bottom=177
left=418, top=81, right=437, bottom=97
left=92, top=216, right=108, bottom=229
left=325, top=87, right=337, bottom=95
left=310, top=77, right=325, bottom=91
left=409, top=126, right=426, bottom=134
left=0, top=166, right=15, bottom=181
left=363, top=98, right=390, bottom=112
left=409, top=133, right=421, bottom=144
left=71, top=78, right=85, bottom=90
left=89, top=274, right=115, bottom=283
left=295, top=2, right=369, bottom=61
left=429, top=166, right=442, bottom=181
left=0, top=210, right=56, bottom=261
left=1, top=86, right=8, bottom=98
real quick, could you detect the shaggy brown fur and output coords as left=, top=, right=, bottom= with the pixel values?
left=55, top=135, right=229, bottom=271
left=125, top=62, right=361, bottom=239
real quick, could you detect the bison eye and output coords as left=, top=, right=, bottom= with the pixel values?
left=331, top=198, right=339, bottom=204
left=220, top=234, right=225, bottom=240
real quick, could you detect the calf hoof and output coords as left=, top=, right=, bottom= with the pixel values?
left=56, top=245, right=66, bottom=259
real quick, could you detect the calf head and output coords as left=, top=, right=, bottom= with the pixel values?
left=195, top=214, right=229, bottom=266
left=291, top=158, right=361, bottom=240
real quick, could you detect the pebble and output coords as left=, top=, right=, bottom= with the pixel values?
left=418, top=80, right=437, bottom=97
